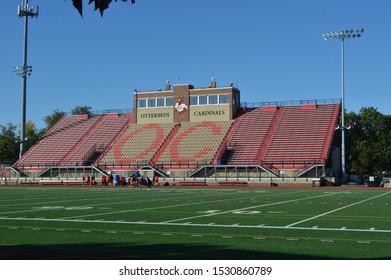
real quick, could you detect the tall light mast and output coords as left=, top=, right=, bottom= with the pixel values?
left=14, top=0, right=39, bottom=158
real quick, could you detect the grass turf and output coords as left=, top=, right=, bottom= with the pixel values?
left=0, top=186, right=390, bottom=259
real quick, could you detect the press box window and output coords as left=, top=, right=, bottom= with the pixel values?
left=209, top=95, right=218, bottom=104
left=199, top=96, right=207, bottom=105
left=190, top=96, right=198, bottom=105
left=219, top=94, right=229, bottom=104
left=157, top=98, right=165, bottom=107
left=148, top=98, right=156, bottom=108
left=138, top=99, right=147, bottom=108
left=166, top=97, right=173, bottom=107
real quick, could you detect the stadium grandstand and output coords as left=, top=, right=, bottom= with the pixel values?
left=9, top=80, right=342, bottom=186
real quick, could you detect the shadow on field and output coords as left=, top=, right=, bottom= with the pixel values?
left=0, top=242, right=339, bottom=260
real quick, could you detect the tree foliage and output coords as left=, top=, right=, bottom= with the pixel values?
left=43, top=110, right=66, bottom=131
left=0, top=124, right=19, bottom=164
left=0, top=122, right=45, bottom=164
left=71, top=0, right=136, bottom=17
left=345, top=107, right=391, bottom=177
left=71, top=105, right=92, bottom=116
left=25, top=121, right=45, bottom=152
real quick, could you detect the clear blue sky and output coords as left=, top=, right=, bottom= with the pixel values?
left=1, top=0, right=390, bottom=129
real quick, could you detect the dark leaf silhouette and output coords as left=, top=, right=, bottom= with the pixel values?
left=71, top=0, right=136, bottom=17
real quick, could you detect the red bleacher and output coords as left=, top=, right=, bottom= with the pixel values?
left=157, top=121, right=233, bottom=165
left=99, top=123, right=176, bottom=166
left=61, top=114, right=129, bottom=165
left=261, top=103, right=340, bottom=168
left=227, top=107, right=279, bottom=165
left=15, top=114, right=131, bottom=168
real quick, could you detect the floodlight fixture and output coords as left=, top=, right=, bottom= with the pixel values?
left=322, top=28, right=364, bottom=41
left=14, top=65, right=33, bottom=77
left=321, top=27, right=364, bottom=178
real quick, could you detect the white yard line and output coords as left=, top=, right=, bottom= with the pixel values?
left=161, top=191, right=343, bottom=223
left=0, top=189, right=189, bottom=208
left=0, top=189, right=241, bottom=216
left=58, top=189, right=300, bottom=220
left=285, top=191, right=390, bottom=227
left=1, top=216, right=390, bottom=234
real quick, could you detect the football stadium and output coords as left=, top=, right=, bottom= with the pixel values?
left=1, top=81, right=390, bottom=260
left=6, top=81, right=342, bottom=186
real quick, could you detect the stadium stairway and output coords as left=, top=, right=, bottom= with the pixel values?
left=149, top=123, right=182, bottom=166
left=61, top=114, right=130, bottom=166
left=226, top=107, right=278, bottom=165
left=98, top=123, right=176, bottom=166
left=155, top=121, right=233, bottom=166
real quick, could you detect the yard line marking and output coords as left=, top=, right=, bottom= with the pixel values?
left=253, top=237, right=265, bottom=240
left=285, top=191, right=390, bottom=228
left=0, top=189, right=239, bottom=215
left=60, top=190, right=299, bottom=220
left=1, top=216, right=391, bottom=233
left=161, top=192, right=343, bottom=223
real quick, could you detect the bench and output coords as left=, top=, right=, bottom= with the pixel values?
left=19, top=181, right=39, bottom=185
left=178, top=181, right=207, bottom=186
left=217, top=180, right=248, bottom=186
left=39, top=180, right=81, bottom=186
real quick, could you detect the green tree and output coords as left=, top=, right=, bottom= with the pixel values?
left=71, top=105, right=92, bottom=116
left=71, top=0, right=136, bottom=17
left=0, top=124, right=19, bottom=164
left=43, top=110, right=66, bottom=131
left=345, top=107, right=391, bottom=177
left=25, top=121, right=45, bottom=152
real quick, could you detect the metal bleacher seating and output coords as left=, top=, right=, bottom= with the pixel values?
left=157, top=120, right=233, bottom=165
left=261, top=104, right=340, bottom=168
left=99, top=122, right=176, bottom=166
left=15, top=115, right=102, bottom=167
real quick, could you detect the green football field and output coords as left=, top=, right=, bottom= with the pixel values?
left=0, top=186, right=390, bottom=259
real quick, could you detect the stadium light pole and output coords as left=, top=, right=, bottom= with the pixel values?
left=14, top=0, right=39, bottom=158
left=322, top=28, right=364, bottom=179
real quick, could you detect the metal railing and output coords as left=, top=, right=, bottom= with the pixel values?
left=240, top=98, right=341, bottom=109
